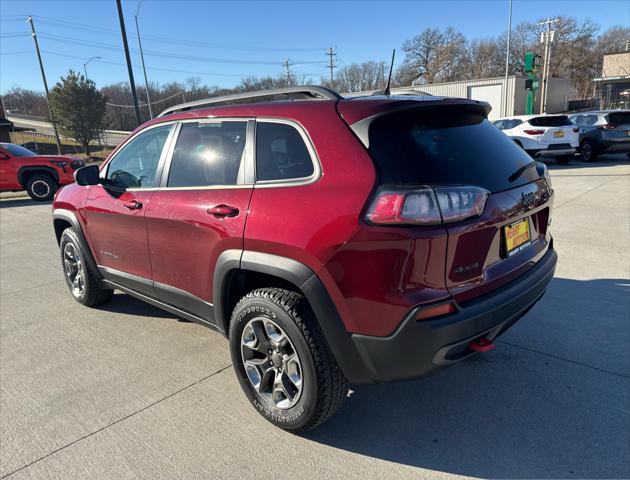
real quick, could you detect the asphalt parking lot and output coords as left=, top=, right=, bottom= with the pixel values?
left=1, top=155, right=629, bottom=479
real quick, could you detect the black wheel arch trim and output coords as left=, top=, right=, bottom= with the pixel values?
left=213, top=249, right=373, bottom=384
left=18, top=166, right=60, bottom=186
left=53, top=208, right=103, bottom=281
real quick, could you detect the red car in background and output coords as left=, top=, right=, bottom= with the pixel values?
left=0, top=143, right=84, bottom=201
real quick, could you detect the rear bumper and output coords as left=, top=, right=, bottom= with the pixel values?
left=601, top=139, right=630, bottom=154
left=349, top=247, right=557, bottom=383
left=528, top=147, right=576, bottom=158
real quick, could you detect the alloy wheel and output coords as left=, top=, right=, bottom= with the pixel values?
left=581, top=142, right=592, bottom=161
left=63, top=243, right=85, bottom=297
left=241, top=317, right=303, bottom=409
left=31, top=180, right=51, bottom=199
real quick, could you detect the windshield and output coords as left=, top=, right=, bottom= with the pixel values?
left=367, top=107, right=540, bottom=193
left=0, top=143, right=36, bottom=157
left=528, top=116, right=572, bottom=127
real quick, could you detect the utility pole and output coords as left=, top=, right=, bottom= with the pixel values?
left=282, top=59, right=293, bottom=87
left=116, top=0, right=141, bottom=127
left=135, top=0, right=153, bottom=119
left=326, top=47, right=336, bottom=87
left=502, top=0, right=512, bottom=117
left=538, top=17, right=559, bottom=114
left=26, top=16, right=63, bottom=154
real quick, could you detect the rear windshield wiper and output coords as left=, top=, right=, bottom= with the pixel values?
left=508, top=161, right=537, bottom=182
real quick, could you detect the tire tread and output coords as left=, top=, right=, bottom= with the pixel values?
left=233, top=287, right=349, bottom=432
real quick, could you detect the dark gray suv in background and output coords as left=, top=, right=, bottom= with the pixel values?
left=569, top=110, right=630, bottom=161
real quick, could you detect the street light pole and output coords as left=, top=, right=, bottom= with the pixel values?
left=83, top=56, right=102, bottom=80
left=26, top=15, right=63, bottom=155
left=135, top=0, right=154, bottom=119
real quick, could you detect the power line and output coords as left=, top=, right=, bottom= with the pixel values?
left=36, top=32, right=328, bottom=66
left=31, top=15, right=328, bottom=53
left=0, top=49, right=322, bottom=79
left=106, top=90, right=184, bottom=108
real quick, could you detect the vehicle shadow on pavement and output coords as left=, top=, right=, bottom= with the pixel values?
left=98, top=292, right=180, bottom=320
left=0, top=198, right=51, bottom=208
left=546, top=153, right=629, bottom=171
left=305, top=277, right=630, bottom=479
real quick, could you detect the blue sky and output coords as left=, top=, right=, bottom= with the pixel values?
left=1, top=0, right=628, bottom=94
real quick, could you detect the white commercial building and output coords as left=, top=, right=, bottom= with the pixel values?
left=352, top=76, right=571, bottom=121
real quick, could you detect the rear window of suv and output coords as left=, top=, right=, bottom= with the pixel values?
left=606, top=112, right=630, bottom=125
left=528, top=116, right=572, bottom=127
left=367, top=107, right=540, bottom=193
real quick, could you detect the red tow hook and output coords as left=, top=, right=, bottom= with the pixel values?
left=469, top=338, right=495, bottom=353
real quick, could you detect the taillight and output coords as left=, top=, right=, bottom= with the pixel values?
left=523, top=129, right=545, bottom=135
left=366, top=185, right=489, bottom=226
left=598, top=124, right=617, bottom=130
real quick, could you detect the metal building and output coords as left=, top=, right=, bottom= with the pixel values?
left=361, top=75, right=570, bottom=120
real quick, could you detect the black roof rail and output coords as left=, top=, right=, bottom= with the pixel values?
left=157, top=85, right=342, bottom=117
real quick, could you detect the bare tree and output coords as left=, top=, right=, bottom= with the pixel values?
left=399, top=27, right=468, bottom=85
left=324, top=61, right=385, bottom=93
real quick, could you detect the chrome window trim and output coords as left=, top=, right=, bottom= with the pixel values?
left=253, top=117, right=322, bottom=189
left=100, top=121, right=178, bottom=191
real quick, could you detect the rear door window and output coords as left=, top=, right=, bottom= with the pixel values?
left=367, top=106, right=539, bottom=193
left=255, top=122, right=315, bottom=182
left=167, top=121, right=247, bottom=188
left=528, top=116, right=573, bottom=127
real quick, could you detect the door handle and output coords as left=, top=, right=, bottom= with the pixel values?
left=123, top=200, right=143, bottom=210
left=207, top=204, right=239, bottom=218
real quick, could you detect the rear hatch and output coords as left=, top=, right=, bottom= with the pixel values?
left=358, top=103, right=554, bottom=303
left=602, top=111, right=630, bottom=143
left=528, top=115, right=578, bottom=146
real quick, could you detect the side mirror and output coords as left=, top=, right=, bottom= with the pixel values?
left=74, top=164, right=100, bottom=186
left=0, top=153, right=9, bottom=160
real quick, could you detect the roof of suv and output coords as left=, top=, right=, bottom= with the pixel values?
left=149, top=93, right=489, bottom=132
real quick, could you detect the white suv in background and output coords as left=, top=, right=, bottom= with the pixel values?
left=493, top=115, right=579, bottom=164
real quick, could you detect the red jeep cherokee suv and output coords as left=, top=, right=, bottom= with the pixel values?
left=52, top=86, right=557, bottom=431
left=0, top=143, right=83, bottom=201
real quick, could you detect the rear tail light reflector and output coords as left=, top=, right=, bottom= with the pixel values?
left=415, top=302, right=457, bottom=321
left=523, top=129, right=545, bottom=135
left=366, top=185, right=489, bottom=226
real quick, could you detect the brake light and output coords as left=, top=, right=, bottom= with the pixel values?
left=523, top=129, right=545, bottom=135
left=366, top=185, right=489, bottom=226
left=598, top=124, right=617, bottom=130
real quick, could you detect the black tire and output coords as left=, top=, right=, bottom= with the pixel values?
left=580, top=139, right=597, bottom=162
left=26, top=174, right=57, bottom=201
left=60, top=227, right=113, bottom=307
left=229, top=288, right=349, bottom=433
left=555, top=155, right=572, bottom=164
